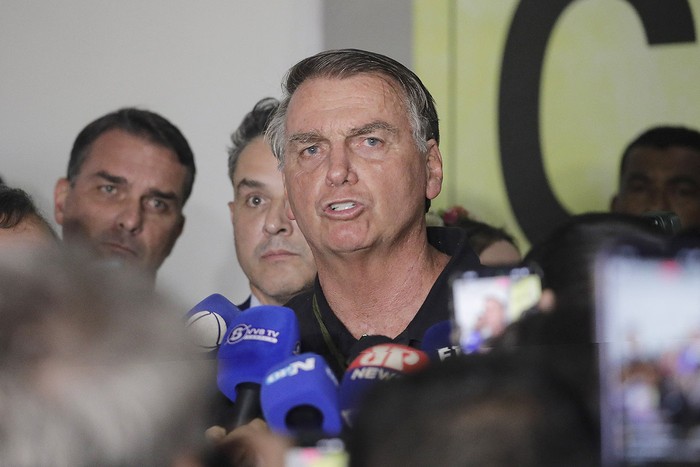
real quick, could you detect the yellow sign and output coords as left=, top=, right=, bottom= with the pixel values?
left=415, top=0, right=700, bottom=247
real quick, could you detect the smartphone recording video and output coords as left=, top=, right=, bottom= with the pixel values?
left=451, top=267, right=541, bottom=354
left=595, top=248, right=700, bottom=465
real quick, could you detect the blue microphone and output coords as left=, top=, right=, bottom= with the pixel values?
left=217, top=305, right=300, bottom=429
left=261, top=352, right=343, bottom=438
left=420, top=320, right=462, bottom=362
left=184, top=293, right=241, bottom=353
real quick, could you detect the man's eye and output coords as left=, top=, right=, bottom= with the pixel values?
left=246, top=195, right=263, bottom=207
left=99, top=185, right=117, bottom=194
left=303, top=145, right=319, bottom=156
left=365, top=137, right=381, bottom=147
left=673, top=184, right=699, bottom=198
left=147, top=198, right=170, bottom=212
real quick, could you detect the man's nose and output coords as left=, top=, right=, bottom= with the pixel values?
left=325, top=145, right=358, bottom=187
left=117, top=200, right=144, bottom=234
left=263, top=199, right=292, bottom=235
left=647, top=188, right=672, bottom=212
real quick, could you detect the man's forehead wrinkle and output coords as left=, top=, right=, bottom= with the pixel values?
left=348, top=121, right=399, bottom=138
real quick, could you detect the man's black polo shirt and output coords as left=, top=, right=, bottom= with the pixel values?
left=284, top=226, right=481, bottom=378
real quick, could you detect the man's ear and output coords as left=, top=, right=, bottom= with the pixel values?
left=54, top=178, right=71, bottom=226
left=228, top=201, right=236, bottom=224
left=425, top=140, right=443, bottom=200
left=176, top=215, right=185, bottom=239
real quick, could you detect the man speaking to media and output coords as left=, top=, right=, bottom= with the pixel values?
left=266, top=48, right=481, bottom=377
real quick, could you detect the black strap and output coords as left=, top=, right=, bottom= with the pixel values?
left=312, top=293, right=347, bottom=372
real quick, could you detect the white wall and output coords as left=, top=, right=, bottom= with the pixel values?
left=1, top=1, right=323, bottom=307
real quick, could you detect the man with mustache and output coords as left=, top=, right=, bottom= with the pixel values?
left=54, top=108, right=196, bottom=288
left=227, top=97, right=316, bottom=309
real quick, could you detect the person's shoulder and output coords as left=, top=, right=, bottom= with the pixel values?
left=282, top=289, right=314, bottom=313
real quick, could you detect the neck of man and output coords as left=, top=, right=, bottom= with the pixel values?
left=314, top=227, right=450, bottom=339
left=250, top=288, right=284, bottom=307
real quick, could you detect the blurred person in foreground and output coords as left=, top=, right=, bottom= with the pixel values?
left=498, top=212, right=670, bottom=438
left=227, top=97, right=315, bottom=309
left=349, top=352, right=598, bottom=467
left=0, top=247, right=216, bottom=466
left=54, top=107, right=196, bottom=288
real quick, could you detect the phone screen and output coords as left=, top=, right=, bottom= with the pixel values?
left=595, top=250, right=700, bottom=465
left=451, top=267, right=541, bottom=354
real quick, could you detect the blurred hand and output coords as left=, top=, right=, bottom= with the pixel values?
left=205, top=418, right=290, bottom=467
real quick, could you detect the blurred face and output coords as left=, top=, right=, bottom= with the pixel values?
left=54, top=129, right=187, bottom=280
left=612, top=146, right=700, bottom=229
left=229, top=137, right=315, bottom=305
left=478, top=297, right=507, bottom=337
left=479, top=240, right=521, bottom=266
left=282, top=74, right=443, bottom=257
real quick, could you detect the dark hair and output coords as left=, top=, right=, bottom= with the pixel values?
left=618, top=125, right=700, bottom=180
left=227, top=97, right=280, bottom=181
left=350, top=352, right=598, bottom=467
left=0, top=185, right=57, bottom=239
left=266, top=48, right=439, bottom=165
left=68, top=108, right=196, bottom=203
left=451, top=217, right=518, bottom=255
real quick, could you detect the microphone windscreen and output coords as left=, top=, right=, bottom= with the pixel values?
left=185, top=293, right=241, bottom=352
left=421, top=320, right=462, bottom=362
left=261, top=353, right=342, bottom=437
left=217, top=305, right=300, bottom=403
left=339, top=343, right=429, bottom=427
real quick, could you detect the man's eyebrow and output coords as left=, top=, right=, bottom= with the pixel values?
left=288, top=131, right=325, bottom=145
left=235, top=178, right=265, bottom=192
left=623, top=172, right=651, bottom=183
left=94, top=170, right=127, bottom=185
left=147, top=188, right=180, bottom=202
left=667, top=175, right=700, bottom=187
left=347, top=121, right=398, bottom=138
